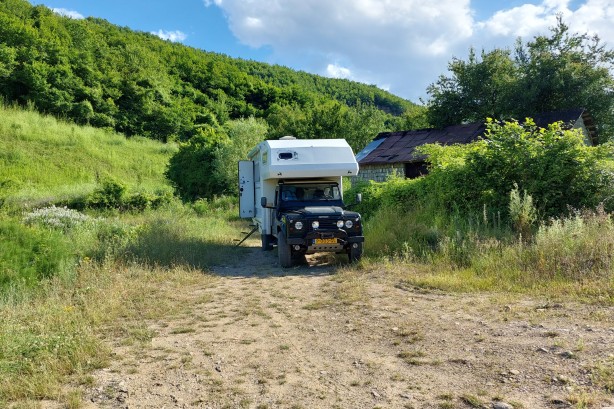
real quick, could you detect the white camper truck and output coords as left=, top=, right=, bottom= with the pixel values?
left=239, top=137, right=364, bottom=268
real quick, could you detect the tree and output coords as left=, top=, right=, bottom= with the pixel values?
left=516, top=17, right=614, bottom=142
left=0, top=0, right=415, bottom=145
left=426, top=17, right=614, bottom=141
left=165, top=117, right=268, bottom=200
left=212, top=117, right=268, bottom=194
left=427, top=48, right=519, bottom=127
left=165, top=129, right=223, bottom=201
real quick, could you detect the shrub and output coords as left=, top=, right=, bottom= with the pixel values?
left=61, top=185, right=173, bottom=212
left=89, top=219, right=138, bottom=261
left=86, top=179, right=126, bottom=209
left=508, top=184, right=536, bottom=238
left=427, top=119, right=614, bottom=219
left=23, top=205, right=97, bottom=232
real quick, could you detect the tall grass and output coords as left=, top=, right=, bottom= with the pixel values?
left=0, top=197, right=243, bottom=405
left=364, top=205, right=614, bottom=300
left=0, top=217, right=72, bottom=290
left=125, top=199, right=246, bottom=269
left=0, top=103, right=176, bottom=207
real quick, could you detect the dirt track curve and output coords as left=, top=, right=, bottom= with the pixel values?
left=82, top=247, right=614, bottom=409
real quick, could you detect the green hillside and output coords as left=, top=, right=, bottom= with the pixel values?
left=0, top=0, right=423, bottom=150
left=0, top=103, right=174, bottom=206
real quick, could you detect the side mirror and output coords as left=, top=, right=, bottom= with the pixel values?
left=356, top=193, right=362, bottom=204
left=261, top=197, right=268, bottom=208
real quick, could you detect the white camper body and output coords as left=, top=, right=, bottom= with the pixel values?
left=239, top=138, right=359, bottom=235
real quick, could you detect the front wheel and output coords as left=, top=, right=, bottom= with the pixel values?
left=348, top=242, right=363, bottom=263
left=277, top=233, right=293, bottom=268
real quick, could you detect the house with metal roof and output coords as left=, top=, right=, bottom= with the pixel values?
left=354, top=108, right=597, bottom=183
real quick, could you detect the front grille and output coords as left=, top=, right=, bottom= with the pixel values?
left=316, top=219, right=338, bottom=230
left=308, top=219, right=339, bottom=231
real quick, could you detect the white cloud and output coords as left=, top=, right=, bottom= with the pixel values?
left=207, top=0, right=614, bottom=100
left=203, top=0, right=222, bottom=6
left=477, top=1, right=572, bottom=37
left=566, top=0, right=614, bottom=44
left=209, top=0, right=474, bottom=99
left=326, top=64, right=353, bottom=80
left=152, top=30, right=188, bottom=43
left=51, top=8, right=84, bottom=19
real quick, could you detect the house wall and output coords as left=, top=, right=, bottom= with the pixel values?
left=354, top=163, right=404, bottom=183
left=573, top=118, right=592, bottom=146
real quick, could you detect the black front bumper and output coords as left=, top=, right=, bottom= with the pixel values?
left=287, top=229, right=364, bottom=246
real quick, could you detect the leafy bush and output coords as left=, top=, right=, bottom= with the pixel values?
left=123, top=190, right=173, bottom=211
left=89, top=220, right=138, bottom=261
left=420, top=119, right=614, bottom=219
left=86, top=179, right=126, bottom=209
left=61, top=183, right=173, bottom=212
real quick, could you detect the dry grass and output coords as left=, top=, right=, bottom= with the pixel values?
left=0, top=251, right=217, bottom=406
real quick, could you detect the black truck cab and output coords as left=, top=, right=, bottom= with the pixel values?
left=266, top=181, right=364, bottom=267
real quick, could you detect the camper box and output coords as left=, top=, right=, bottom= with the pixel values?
left=239, top=139, right=359, bottom=222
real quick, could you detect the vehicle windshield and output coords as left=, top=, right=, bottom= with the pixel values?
left=280, top=183, right=342, bottom=203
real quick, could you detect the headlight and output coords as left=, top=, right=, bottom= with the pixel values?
left=312, top=221, right=319, bottom=229
left=336, top=220, right=344, bottom=228
left=345, top=220, right=353, bottom=228
left=294, top=221, right=303, bottom=230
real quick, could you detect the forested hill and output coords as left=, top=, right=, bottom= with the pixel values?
left=0, top=0, right=422, bottom=149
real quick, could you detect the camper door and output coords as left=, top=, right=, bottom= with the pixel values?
left=238, top=161, right=255, bottom=218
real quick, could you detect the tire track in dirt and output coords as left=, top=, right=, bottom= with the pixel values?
left=85, top=247, right=614, bottom=409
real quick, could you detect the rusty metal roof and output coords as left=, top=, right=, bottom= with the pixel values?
left=359, top=122, right=484, bottom=165
left=358, top=108, right=593, bottom=165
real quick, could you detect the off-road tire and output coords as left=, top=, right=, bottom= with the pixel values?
left=277, top=233, right=293, bottom=268
left=348, top=242, right=363, bottom=263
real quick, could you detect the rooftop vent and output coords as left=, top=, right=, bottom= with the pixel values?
left=279, top=135, right=296, bottom=140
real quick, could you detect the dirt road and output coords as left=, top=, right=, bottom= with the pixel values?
left=87, top=247, right=614, bottom=409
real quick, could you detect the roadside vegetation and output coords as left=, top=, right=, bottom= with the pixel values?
left=0, top=104, right=246, bottom=405
left=2, top=103, right=613, bottom=405
left=348, top=119, right=614, bottom=301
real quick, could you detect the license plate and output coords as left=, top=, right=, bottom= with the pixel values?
left=314, top=238, right=337, bottom=244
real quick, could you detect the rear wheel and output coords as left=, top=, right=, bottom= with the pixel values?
left=277, top=233, right=293, bottom=268
left=261, top=234, right=274, bottom=251
left=348, top=242, right=363, bottom=263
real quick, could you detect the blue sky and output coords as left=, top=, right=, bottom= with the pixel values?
left=30, top=0, right=614, bottom=102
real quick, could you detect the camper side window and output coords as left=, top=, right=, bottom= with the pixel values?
left=254, top=161, right=260, bottom=182
left=277, top=151, right=297, bottom=160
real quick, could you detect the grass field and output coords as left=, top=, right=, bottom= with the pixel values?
left=0, top=103, right=176, bottom=207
